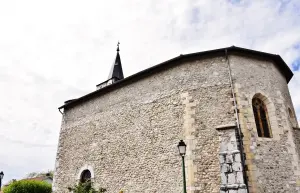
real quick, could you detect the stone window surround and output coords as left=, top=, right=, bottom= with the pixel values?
left=76, top=164, right=95, bottom=181
left=288, top=107, right=295, bottom=118
left=287, top=106, right=298, bottom=128
left=252, top=97, right=272, bottom=138
left=249, top=92, right=280, bottom=141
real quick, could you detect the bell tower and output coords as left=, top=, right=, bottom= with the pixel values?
left=96, top=42, right=124, bottom=90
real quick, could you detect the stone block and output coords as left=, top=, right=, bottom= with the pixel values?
left=229, top=190, right=237, bottom=193
left=228, top=173, right=236, bottom=184
left=227, top=142, right=234, bottom=151
left=220, top=142, right=228, bottom=152
left=236, top=172, right=244, bottom=184
left=247, top=164, right=256, bottom=171
left=221, top=173, right=227, bottom=184
left=232, top=162, right=242, bottom=172
left=228, top=142, right=238, bottom=151
left=237, top=188, right=247, bottom=193
left=246, top=153, right=254, bottom=160
left=226, top=154, right=233, bottom=163
left=221, top=164, right=230, bottom=173
left=234, top=153, right=241, bottom=162
left=220, top=185, right=226, bottom=190
left=219, top=155, right=225, bottom=164
left=227, top=184, right=239, bottom=189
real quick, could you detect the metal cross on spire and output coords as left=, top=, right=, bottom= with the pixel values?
left=117, top=41, right=120, bottom=52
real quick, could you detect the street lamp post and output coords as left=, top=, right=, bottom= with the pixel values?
left=177, top=140, right=187, bottom=193
left=0, top=171, right=4, bottom=191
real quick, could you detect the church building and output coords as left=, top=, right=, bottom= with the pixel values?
left=53, top=45, right=300, bottom=193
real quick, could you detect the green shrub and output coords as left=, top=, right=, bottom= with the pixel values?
left=68, top=181, right=106, bottom=193
left=3, top=180, right=51, bottom=193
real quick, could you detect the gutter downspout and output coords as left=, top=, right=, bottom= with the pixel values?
left=58, top=108, right=63, bottom=115
left=225, top=49, right=249, bottom=192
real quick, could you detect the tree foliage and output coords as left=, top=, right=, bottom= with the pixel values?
left=26, top=170, right=53, bottom=179
left=68, top=181, right=106, bottom=193
left=3, top=180, right=51, bottom=193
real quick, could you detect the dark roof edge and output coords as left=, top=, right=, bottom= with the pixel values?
left=58, top=54, right=183, bottom=110
left=58, top=46, right=293, bottom=110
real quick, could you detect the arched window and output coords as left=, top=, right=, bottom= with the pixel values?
left=80, top=169, right=91, bottom=183
left=252, top=98, right=272, bottom=138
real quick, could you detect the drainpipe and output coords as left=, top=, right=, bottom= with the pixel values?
left=225, top=49, right=249, bottom=192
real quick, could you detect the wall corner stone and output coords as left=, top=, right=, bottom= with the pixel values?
left=216, top=125, right=248, bottom=193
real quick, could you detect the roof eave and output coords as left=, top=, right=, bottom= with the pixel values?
left=227, top=46, right=293, bottom=82
left=58, top=54, right=184, bottom=110
left=59, top=46, right=293, bottom=110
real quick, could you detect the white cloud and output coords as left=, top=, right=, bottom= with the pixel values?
left=0, top=0, right=300, bottom=184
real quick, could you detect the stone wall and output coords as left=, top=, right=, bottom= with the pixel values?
left=53, top=56, right=235, bottom=193
left=53, top=53, right=299, bottom=193
left=229, top=54, right=300, bottom=192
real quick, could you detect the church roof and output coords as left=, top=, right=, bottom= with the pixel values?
left=59, top=46, right=293, bottom=110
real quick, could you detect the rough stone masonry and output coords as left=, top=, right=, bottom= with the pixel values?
left=53, top=47, right=299, bottom=193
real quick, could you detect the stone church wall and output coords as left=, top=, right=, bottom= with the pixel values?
left=53, top=56, right=236, bottom=193
left=53, top=53, right=299, bottom=193
left=229, top=55, right=300, bottom=193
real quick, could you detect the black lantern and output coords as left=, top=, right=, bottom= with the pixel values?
left=177, top=140, right=187, bottom=156
left=177, top=140, right=187, bottom=193
left=0, top=171, right=4, bottom=191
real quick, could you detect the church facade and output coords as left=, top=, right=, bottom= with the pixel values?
left=53, top=46, right=300, bottom=193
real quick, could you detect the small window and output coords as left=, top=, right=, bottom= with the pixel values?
left=288, top=108, right=295, bottom=118
left=80, top=170, right=91, bottom=183
left=252, top=98, right=272, bottom=138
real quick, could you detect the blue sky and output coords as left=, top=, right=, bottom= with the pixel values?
left=0, top=0, right=300, bottom=185
left=292, top=58, right=300, bottom=71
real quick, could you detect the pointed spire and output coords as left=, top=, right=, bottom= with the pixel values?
left=108, top=42, right=124, bottom=80
left=96, top=42, right=125, bottom=90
